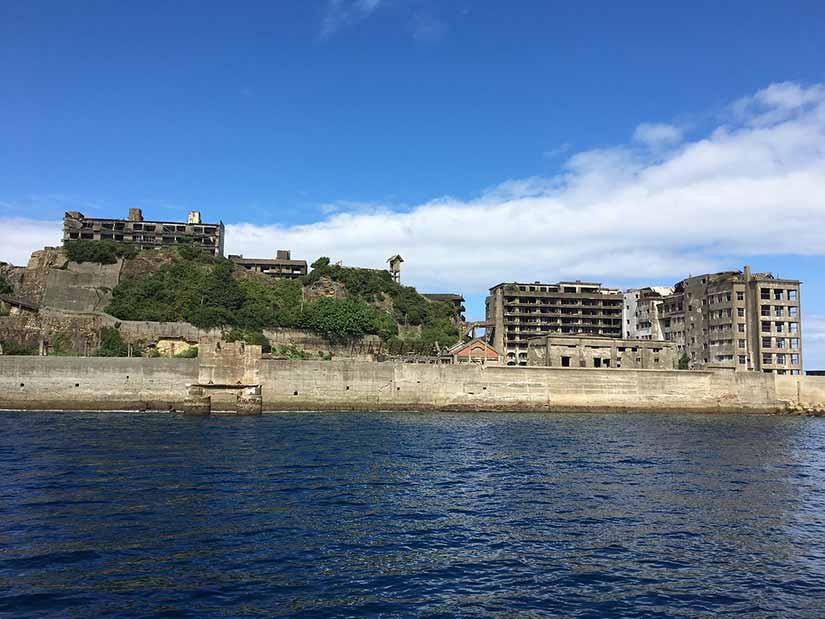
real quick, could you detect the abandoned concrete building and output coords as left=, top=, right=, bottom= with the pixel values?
left=660, top=266, right=802, bottom=374
left=486, top=281, right=623, bottom=366
left=527, top=335, right=677, bottom=370
left=228, top=250, right=308, bottom=279
left=623, top=287, right=674, bottom=340
left=422, top=293, right=466, bottom=321
left=63, top=209, right=225, bottom=256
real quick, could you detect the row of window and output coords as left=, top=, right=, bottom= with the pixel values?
left=760, top=305, right=798, bottom=317
left=762, top=353, right=800, bottom=365
left=761, top=321, right=799, bottom=334
left=760, top=289, right=798, bottom=301
left=762, top=337, right=800, bottom=349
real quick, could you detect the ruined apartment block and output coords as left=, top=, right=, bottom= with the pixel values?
left=228, top=250, right=308, bottom=279
left=486, top=281, right=623, bottom=366
left=63, top=209, right=225, bottom=256
left=623, top=286, right=674, bottom=341
left=660, top=266, right=802, bottom=374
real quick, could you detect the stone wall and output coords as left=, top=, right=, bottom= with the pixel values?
left=4, top=355, right=825, bottom=414
left=41, top=261, right=124, bottom=313
left=255, top=362, right=781, bottom=413
left=0, top=356, right=198, bottom=411
left=776, top=375, right=825, bottom=408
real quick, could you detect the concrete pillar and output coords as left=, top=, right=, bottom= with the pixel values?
left=182, top=384, right=211, bottom=416
left=235, top=385, right=263, bottom=416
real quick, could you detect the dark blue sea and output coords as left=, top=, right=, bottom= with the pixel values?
left=1, top=412, right=824, bottom=618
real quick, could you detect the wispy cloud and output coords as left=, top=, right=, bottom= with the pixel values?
left=410, top=10, right=447, bottom=44
left=542, top=143, right=571, bottom=160
left=0, top=218, right=62, bottom=265
left=633, top=122, right=683, bottom=147
left=212, top=81, right=825, bottom=290
left=319, top=0, right=384, bottom=39
left=2, top=82, right=825, bottom=363
left=804, top=315, right=825, bottom=369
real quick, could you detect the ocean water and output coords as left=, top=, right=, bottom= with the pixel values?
left=1, top=412, right=824, bottom=618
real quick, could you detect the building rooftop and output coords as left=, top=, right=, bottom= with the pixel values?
left=422, top=293, right=465, bottom=303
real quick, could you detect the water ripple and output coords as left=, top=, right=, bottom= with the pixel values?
left=0, top=411, right=824, bottom=618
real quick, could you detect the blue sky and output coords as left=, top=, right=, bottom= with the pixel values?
left=2, top=1, right=825, bottom=366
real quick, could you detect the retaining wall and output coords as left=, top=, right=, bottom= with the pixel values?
left=0, top=356, right=198, bottom=411
left=2, top=357, right=822, bottom=414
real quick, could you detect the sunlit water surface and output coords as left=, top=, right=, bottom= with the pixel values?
left=1, top=411, right=824, bottom=618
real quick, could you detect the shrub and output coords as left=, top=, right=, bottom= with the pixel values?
left=49, top=332, right=77, bottom=356
left=174, top=346, right=199, bottom=358
left=273, top=344, right=309, bottom=359
left=224, top=328, right=270, bottom=349
left=64, top=240, right=137, bottom=264
left=677, top=353, right=690, bottom=370
left=97, top=327, right=129, bottom=357
left=0, top=275, right=12, bottom=295
left=300, top=297, right=386, bottom=342
left=0, top=339, right=37, bottom=355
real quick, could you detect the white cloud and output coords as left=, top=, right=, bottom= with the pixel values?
left=2, top=81, right=825, bottom=362
left=210, top=83, right=825, bottom=294
left=633, top=122, right=683, bottom=147
left=0, top=218, right=62, bottom=266
left=319, top=0, right=383, bottom=38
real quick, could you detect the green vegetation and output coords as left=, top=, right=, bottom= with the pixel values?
left=273, top=344, right=311, bottom=360
left=677, top=353, right=690, bottom=370
left=224, top=328, right=271, bottom=348
left=105, top=252, right=461, bottom=347
left=49, top=332, right=77, bottom=356
left=0, top=275, right=12, bottom=295
left=305, top=257, right=460, bottom=347
left=97, top=327, right=130, bottom=357
left=174, top=346, right=199, bottom=358
left=0, top=340, right=37, bottom=355
left=64, top=240, right=138, bottom=264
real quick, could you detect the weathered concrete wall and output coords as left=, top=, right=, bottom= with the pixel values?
left=3, top=356, right=824, bottom=414
left=776, top=375, right=825, bottom=408
left=0, top=356, right=197, bottom=411
left=255, top=362, right=783, bottom=413
left=41, top=261, right=123, bottom=313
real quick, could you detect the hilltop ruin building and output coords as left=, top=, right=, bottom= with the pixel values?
left=486, top=281, right=623, bottom=366
left=229, top=250, right=307, bottom=279
left=659, top=266, right=802, bottom=374
left=422, top=293, right=466, bottom=321
left=63, top=209, right=225, bottom=256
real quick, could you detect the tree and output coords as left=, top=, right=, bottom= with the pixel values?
left=64, top=240, right=137, bottom=264
left=677, top=353, right=690, bottom=370
left=97, top=327, right=129, bottom=357
left=0, top=275, right=12, bottom=295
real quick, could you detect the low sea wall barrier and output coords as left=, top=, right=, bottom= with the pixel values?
left=2, top=356, right=824, bottom=413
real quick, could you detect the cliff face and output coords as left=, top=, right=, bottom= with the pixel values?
left=14, top=248, right=68, bottom=306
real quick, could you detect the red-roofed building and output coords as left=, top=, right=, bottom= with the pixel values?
left=442, top=338, right=501, bottom=365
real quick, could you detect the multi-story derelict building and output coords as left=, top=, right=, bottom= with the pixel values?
left=63, top=209, right=225, bottom=257
left=660, top=266, right=802, bottom=374
left=228, top=250, right=307, bottom=279
left=623, top=287, right=674, bottom=340
left=486, top=281, right=623, bottom=366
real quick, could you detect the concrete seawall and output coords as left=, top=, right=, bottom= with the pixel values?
left=2, top=356, right=821, bottom=413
